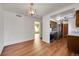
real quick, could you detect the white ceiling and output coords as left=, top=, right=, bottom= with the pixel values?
left=2, top=3, right=74, bottom=18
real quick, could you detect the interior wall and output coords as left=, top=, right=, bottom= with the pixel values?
left=68, top=17, right=79, bottom=36
left=42, top=16, right=50, bottom=43
left=0, top=4, right=4, bottom=54
left=3, top=10, right=41, bottom=46
left=68, top=4, right=79, bottom=36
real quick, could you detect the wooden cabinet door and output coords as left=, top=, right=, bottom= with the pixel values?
left=63, top=24, right=68, bottom=35
left=76, top=10, right=79, bottom=27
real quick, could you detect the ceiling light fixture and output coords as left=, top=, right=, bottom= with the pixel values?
left=28, top=3, right=36, bottom=16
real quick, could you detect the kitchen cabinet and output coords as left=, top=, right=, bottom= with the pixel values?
left=76, top=10, right=79, bottom=27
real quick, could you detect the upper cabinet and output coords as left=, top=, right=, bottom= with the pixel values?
left=76, top=10, right=79, bottom=27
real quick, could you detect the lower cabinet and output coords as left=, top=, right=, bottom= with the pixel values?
left=67, top=35, right=79, bottom=53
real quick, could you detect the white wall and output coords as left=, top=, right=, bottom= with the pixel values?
left=68, top=17, right=79, bottom=36
left=68, top=4, right=79, bottom=36
left=42, top=16, right=50, bottom=43
left=3, top=11, right=41, bottom=46
left=0, top=4, right=4, bottom=54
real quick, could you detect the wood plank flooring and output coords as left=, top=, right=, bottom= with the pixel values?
left=1, top=38, right=79, bottom=56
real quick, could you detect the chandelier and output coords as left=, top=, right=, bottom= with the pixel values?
left=28, top=3, right=36, bottom=16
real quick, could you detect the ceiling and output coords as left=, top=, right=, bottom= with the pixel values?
left=2, top=3, right=74, bottom=18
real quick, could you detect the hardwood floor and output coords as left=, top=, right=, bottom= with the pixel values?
left=1, top=38, right=79, bottom=56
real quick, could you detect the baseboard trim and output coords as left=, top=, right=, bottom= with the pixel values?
left=0, top=47, right=4, bottom=55
left=4, top=39, right=34, bottom=47
left=42, top=39, right=50, bottom=44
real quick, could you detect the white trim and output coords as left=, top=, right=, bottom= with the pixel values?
left=0, top=46, right=4, bottom=55
left=4, top=38, right=34, bottom=46
left=42, top=39, right=50, bottom=44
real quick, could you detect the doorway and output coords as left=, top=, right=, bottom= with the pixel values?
left=61, top=21, right=68, bottom=38
left=34, top=21, right=41, bottom=40
left=63, top=23, right=68, bottom=38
